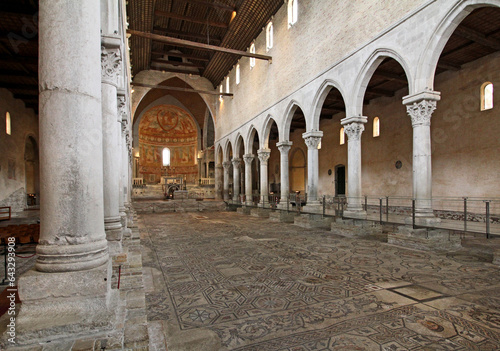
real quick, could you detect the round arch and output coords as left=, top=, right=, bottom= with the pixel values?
left=215, top=144, right=223, bottom=165
left=261, top=115, right=280, bottom=149
left=310, top=79, right=348, bottom=131
left=245, top=126, right=259, bottom=154
left=234, top=133, right=245, bottom=157
left=223, top=139, right=233, bottom=162
left=351, top=48, right=413, bottom=116
left=416, top=0, right=500, bottom=91
left=282, top=100, right=308, bottom=141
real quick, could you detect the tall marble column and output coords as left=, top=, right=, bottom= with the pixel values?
left=341, top=116, right=367, bottom=219
left=243, top=154, right=254, bottom=205
left=197, top=157, right=203, bottom=182
left=403, top=91, right=441, bottom=224
left=277, top=141, right=292, bottom=207
left=16, top=0, right=116, bottom=342
left=257, top=149, right=271, bottom=206
left=302, top=131, right=323, bottom=208
left=222, top=161, right=231, bottom=201
left=101, top=38, right=123, bottom=253
left=215, top=164, right=223, bottom=200
left=232, top=158, right=242, bottom=202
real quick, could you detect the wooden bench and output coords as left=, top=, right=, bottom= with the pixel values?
left=0, top=207, right=11, bottom=221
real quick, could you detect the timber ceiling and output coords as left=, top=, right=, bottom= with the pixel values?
left=0, top=3, right=499, bottom=119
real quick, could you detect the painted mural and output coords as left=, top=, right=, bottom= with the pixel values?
left=139, top=105, right=198, bottom=183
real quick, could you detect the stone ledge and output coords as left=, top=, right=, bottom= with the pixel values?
left=269, top=210, right=296, bottom=223
left=250, top=208, right=271, bottom=218
left=388, top=226, right=461, bottom=251
left=294, top=214, right=334, bottom=230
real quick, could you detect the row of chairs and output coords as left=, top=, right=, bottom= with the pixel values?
left=0, top=224, right=40, bottom=244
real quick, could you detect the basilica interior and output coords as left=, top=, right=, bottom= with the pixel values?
left=0, top=0, right=499, bottom=350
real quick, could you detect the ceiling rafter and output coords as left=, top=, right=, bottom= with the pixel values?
left=153, top=26, right=222, bottom=43
left=132, top=82, right=233, bottom=96
left=151, top=50, right=211, bottom=62
left=154, top=10, right=228, bottom=28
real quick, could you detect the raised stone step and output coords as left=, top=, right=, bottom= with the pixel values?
left=269, top=210, right=296, bottom=223
left=331, top=218, right=386, bottom=241
left=294, top=213, right=334, bottom=230
left=237, top=207, right=252, bottom=215
left=250, top=208, right=271, bottom=218
left=388, top=226, right=461, bottom=251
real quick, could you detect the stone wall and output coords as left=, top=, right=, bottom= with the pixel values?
left=0, top=88, right=38, bottom=213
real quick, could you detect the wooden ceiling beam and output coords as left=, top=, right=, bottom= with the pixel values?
left=154, top=10, right=228, bottom=28
left=152, top=51, right=210, bottom=62
left=151, top=58, right=205, bottom=69
left=454, top=25, right=500, bottom=51
left=177, top=0, right=236, bottom=12
left=366, top=88, right=394, bottom=97
left=131, top=82, right=233, bottom=96
left=437, top=60, right=461, bottom=71
left=128, top=30, right=272, bottom=61
left=149, top=65, right=201, bottom=75
left=13, top=93, right=38, bottom=100
left=0, top=55, right=37, bottom=65
left=153, top=27, right=222, bottom=43
left=0, top=82, right=38, bottom=90
left=0, top=69, right=37, bottom=78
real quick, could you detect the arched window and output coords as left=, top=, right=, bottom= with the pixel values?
left=249, top=43, right=256, bottom=68
left=6, top=112, right=11, bottom=135
left=340, top=127, right=345, bottom=145
left=266, top=22, right=273, bottom=51
left=226, top=76, right=230, bottom=93
left=373, top=117, right=380, bottom=137
left=236, top=64, right=240, bottom=85
left=288, top=0, right=298, bottom=28
left=481, top=82, right=493, bottom=111
left=162, top=147, right=171, bottom=166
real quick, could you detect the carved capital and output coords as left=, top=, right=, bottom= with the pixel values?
left=276, top=141, right=292, bottom=155
left=101, top=47, right=122, bottom=85
left=406, top=99, right=437, bottom=127
left=243, top=154, right=254, bottom=166
left=231, top=158, right=241, bottom=168
left=257, top=149, right=271, bottom=165
left=304, top=136, right=321, bottom=150
left=222, top=161, right=232, bottom=170
left=117, top=95, right=127, bottom=122
left=344, top=122, right=365, bottom=141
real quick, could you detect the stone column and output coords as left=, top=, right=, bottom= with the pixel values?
left=197, top=157, right=203, bottom=182
left=215, top=164, right=223, bottom=200
left=16, top=0, right=116, bottom=342
left=302, top=131, right=323, bottom=208
left=403, top=91, right=441, bottom=224
left=243, top=154, right=254, bottom=206
left=205, top=162, right=210, bottom=178
left=341, top=116, right=368, bottom=219
left=232, top=158, right=242, bottom=202
left=257, top=149, right=271, bottom=206
left=222, top=161, right=231, bottom=201
left=101, top=38, right=123, bottom=254
left=277, top=141, right=292, bottom=207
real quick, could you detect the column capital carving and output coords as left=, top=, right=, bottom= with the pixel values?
left=302, top=131, right=323, bottom=150
left=405, top=99, right=438, bottom=127
left=277, top=141, right=293, bottom=154
left=257, top=149, right=271, bottom=164
left=243, top=154, right=254, bottom=166
left=101, top=46, right=122, bottom=86
left=343, top=122, right=365, bottom=141
left=222, top=161, right=232, bottom=169
left=231, top=158, right=242, bottom=168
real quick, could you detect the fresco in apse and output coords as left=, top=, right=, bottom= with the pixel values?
left=139, top=105, right=198, bottom=182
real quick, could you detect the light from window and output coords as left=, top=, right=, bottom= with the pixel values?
left=266, top=22, right=273, bottom=51
left=6, top=112, right=11, bottom=135
left=226, top=77, right=230, bottom=93
left=288, top=0, right=298, bottom=28
left=317, top=141, right=321, bottom=150
left=219, top=85, right=223, bottom=101
left=373, top=117, right=380, bottom=137
left=236, top=64, right=240, bottom=85
left=340, top=127, right=345, bottom=145
left=162, top=147, right=171, bottom=166
left=481, top=82, right=493, bottom=111
left=250, top=43, right=255, bottom=68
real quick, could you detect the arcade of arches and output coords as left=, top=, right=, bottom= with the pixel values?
left=0, top=0, right=499, bottom=350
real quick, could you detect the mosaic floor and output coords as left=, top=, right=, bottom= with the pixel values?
left=140, top=211, right=500, bottom=350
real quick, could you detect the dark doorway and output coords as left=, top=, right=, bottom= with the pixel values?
left=335, top=165, right=345, bottom=196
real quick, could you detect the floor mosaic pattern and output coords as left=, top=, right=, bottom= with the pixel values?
left=140, top=211, right=500, bottom=350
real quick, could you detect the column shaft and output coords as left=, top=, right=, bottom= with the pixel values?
left=222, top=161, right=231, bottom=201
left=303, top=131, right=323, bottom=205
left=36, top=0, right=108, bottom=272
left=215, top=164, right=223, bottom=200
left=243, top=154, right=254, bottom=205
left=343, top=121, right=366, bottom=213
left=277, top=141, right=292, bottom=204
left=257, top=149, right=271, bottom=205
left=232, top=158, right=242, bottom=202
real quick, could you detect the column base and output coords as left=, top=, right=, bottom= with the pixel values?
left=105, top=216, right=123, bottom=255
left=245, top=200, right=254, bottom=207
left=2, top=263, right=120, bottom=346
left=404, top=212, right=442, bottom=226
left=343, top=209, right=367, bottom=220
